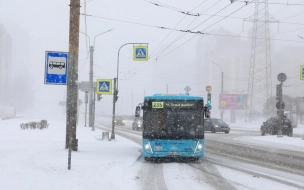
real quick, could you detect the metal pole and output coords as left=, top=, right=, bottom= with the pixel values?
left=89, top=46, right=94, bottom=128
left=112, top=43, right=148, bottom=139
left=116, top=43, right=148, bottom=91
left=278, top=82, right=283, bottom=136
left=212, top=62, right=224, bottom=121
left=84, top=91, right=88, bottom=127
left=166, top=84, right=168, bottom=94
left=221, top=71, right=224, bottom=120
left=66, top=0, right=80, bottom=150
left=92, top=87, right=96, bottom=131
left=111, top=78, right=117, bottom=139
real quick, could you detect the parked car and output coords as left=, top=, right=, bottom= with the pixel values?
left=204, top=118, right=230, bottom=134
left=260, top=116, right=293, bottom=136
left=132, top=117, right=143, bottom=131
left=114, top=116, right=125, bottom=126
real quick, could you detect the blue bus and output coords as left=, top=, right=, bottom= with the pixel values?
left=136, top=94, right=209, bottom=161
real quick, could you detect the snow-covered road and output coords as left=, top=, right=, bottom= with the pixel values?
left=0, top=116, right=303, bottom=190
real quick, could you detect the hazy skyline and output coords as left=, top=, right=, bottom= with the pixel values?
left=0, top=0, right=303, bottom=117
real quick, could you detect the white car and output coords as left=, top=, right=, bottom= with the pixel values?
left=132, top=117, right=143, bottom=130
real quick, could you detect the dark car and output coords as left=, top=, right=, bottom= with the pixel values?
left=114, top=116, right=125, bottom=126
left=132, top=117, right=143, bottom=131
left=260, top=116, right=293, bottom=136
left=204, top=118, right=230, bottom=134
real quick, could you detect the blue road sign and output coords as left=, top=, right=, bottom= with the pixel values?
left=133, top=46, right=148, bottom=61
left=206, top=104, right=212, bottom=110
left=301, top=66, right=304, bottom=80
left=96, top=79, right=112, bottom=95
left=45, top=51, right=68, bottom=85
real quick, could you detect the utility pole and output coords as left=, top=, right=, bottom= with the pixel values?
left=89, top=46, right=94, bottom=129
left=92, top=86, right=96, bottom=131
left=111, top=78, right=117, bottom=139
left=220, top=71, right=224, bottom=120
left=245, top=0, right=277, bottom=121
left=79, top=29, right=113, bottom=131
left=166, top=84, right=168, bottom=94
left=84, top=91, right=88, bottom=127
left=212, top=61, right=224, bottom=120
left=66, top=0, right=80, bottom=151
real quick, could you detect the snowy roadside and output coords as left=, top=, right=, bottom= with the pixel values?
left=228, top=120, right=304, bottom=152
left=1, top=116, right=303, bottom=190
left=0, top=116, right=141, bottom=190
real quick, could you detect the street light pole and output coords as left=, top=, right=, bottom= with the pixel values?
left=111, top=42, right=148, bottom=139
left=89, top=45, right=94, bottom=130
left=212, top=61, right=224, bottom=120
left=79, top=29, right=114, bottom=131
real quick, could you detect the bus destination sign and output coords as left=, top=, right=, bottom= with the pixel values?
left=152, top=101, right=197, bottom=108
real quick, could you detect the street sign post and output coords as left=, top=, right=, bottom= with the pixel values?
left=79, top=81, right=96, bottom=92
left=206, top=85, right=212, bottom=92
left=45, top=51, right=68, bottom=85
left=184, top=85, right=191, bottom=94
left=277, top=73, right=287, bottom=83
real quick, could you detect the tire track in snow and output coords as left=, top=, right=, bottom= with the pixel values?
left=189, top=159, right=237, bottom=190
left=139, top=158, right=168, bottom=190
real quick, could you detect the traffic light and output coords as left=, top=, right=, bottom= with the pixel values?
left=114, top=90, right=119, bottom=102
left=276, top=84, right=282, bottom=100
left=97, top=94, right=102, bottom=101
left=207, top=93, right=211, bottom=104
left=205, top=110, right=211, bottom=118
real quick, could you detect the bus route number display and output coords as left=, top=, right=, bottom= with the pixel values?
left=152, top=102, right=164, bottom=108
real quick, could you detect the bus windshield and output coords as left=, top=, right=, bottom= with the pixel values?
left=143, top=109, right=203, bottom=139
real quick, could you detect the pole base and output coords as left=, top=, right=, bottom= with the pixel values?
left=277, top=130, right=283, bottom=137
left=111, top=132, right=115, bottom=140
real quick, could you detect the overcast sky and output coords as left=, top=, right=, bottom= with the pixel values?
left=0, top=0, right=303, bottom=117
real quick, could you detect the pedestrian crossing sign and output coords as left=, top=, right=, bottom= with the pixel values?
left=96, top=79, right=112, bottom=95
left=133, top=46, right=148, bottom=61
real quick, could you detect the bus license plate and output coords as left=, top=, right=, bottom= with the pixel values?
left=167, top=152, right=180, bottom=156
left=155, top=146, right=162, bottom=151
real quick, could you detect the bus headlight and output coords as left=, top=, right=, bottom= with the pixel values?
left=144, top=142, right=153, bottom=153
left=194, top=141, right=203, bottom=153
left=214, top=125, right=219, bottom=128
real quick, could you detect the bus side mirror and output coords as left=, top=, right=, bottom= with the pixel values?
left=135, top=106, right=141, bottom=117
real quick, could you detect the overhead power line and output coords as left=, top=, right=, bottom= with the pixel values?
left=80, top=13, right=206, bottom=35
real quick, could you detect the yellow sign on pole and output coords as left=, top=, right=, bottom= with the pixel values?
left=96, top=79, right=112, bottom=95
left=300, top=65, right=304, bottom=80
left=133, top=46, right=148, bottom=61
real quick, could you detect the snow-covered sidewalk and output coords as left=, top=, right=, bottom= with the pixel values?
left=0, top=116, right=141, bottom=190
